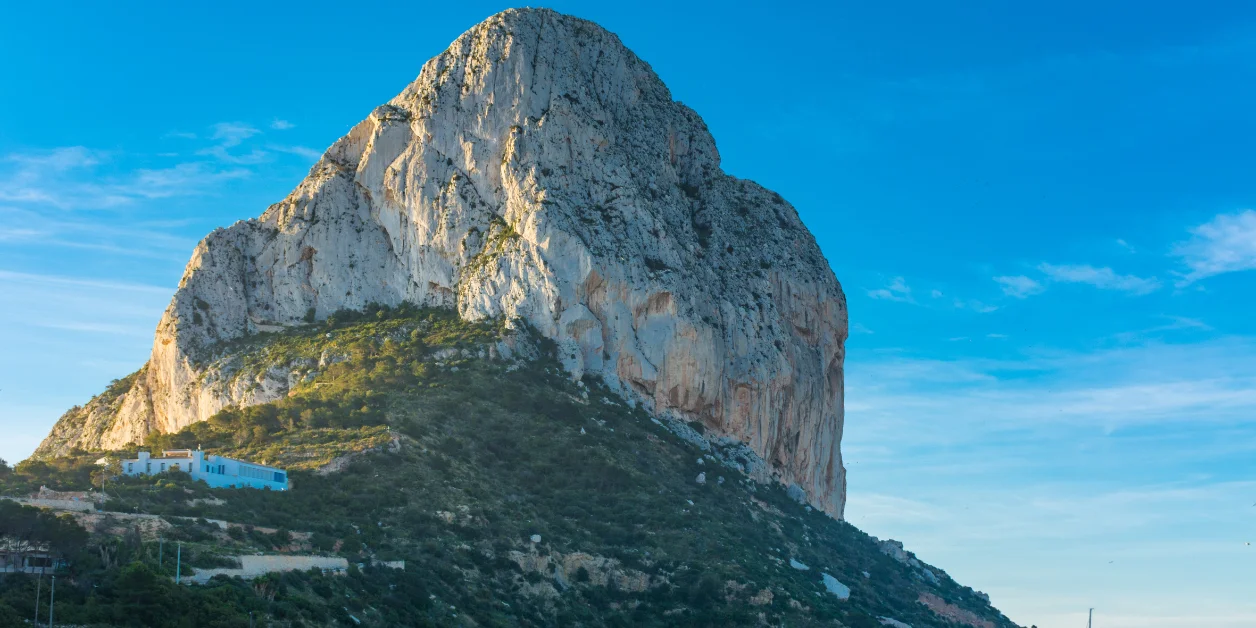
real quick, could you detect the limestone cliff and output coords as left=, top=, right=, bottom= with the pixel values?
left=36, top=8, right=848, bottom=517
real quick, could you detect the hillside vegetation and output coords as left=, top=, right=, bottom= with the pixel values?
left=2, top=306, right=1015, bottom=628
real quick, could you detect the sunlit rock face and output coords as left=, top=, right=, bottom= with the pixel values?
left=36, top=8, right=848, bottom=517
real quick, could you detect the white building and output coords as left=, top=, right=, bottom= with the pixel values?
left=122, top=450, right=288, bottom=491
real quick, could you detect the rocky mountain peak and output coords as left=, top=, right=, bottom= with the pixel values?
left=37, top=8, right=849, bottom=517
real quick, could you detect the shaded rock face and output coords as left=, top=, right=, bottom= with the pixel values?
left=35, top=8, right=848, bottom=516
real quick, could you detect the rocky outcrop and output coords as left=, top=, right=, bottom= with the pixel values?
left=35, top=8, right=848, bottom=516
left=37, top=368, right=155, bottom=458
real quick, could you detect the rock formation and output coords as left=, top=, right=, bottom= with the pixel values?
left=36, top=8, right=849, bottom=517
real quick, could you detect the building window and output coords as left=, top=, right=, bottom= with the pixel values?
left=273, top=472, right=286, bottom=483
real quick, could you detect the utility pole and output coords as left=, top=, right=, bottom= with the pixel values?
left=1088, top=608, right=1093, bottom=628
left=33, top=572, right=41, bottom=625
left=49, top=575, right=55, bottom=627
left=175, top=542, right=182, bottom=585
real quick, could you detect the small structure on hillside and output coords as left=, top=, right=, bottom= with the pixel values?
left=33, top=486, right=103, bottom=503
left=1, top=486, right=101, bottom=512
left=121, top=450, right=288, bottom=491
left=0, top=541, right=68, bottom=574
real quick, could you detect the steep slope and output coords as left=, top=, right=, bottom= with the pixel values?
left=36, top=8, right=848, bottom=516
left=10, top=308, right=1015, bottom=627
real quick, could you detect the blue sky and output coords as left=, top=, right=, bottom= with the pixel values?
left=2, top=1, right=1255, bottom=625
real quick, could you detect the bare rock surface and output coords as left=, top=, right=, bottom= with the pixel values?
left=822, top=572, right=852, bottom=600
left=35, top=8, right=848, bottom=516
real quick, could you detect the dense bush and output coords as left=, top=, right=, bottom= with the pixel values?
left=0, top=501, right=88, bottom=563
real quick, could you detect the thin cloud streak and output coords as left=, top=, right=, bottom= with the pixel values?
left=6, top=146, right=104, bottom=170
left=196, top=122, right=269, bottom=164
left=1037, top=262, right=1160, bottom=295
left=847, top=338, right=1256, bottom=441
left=0, top=269, right=172, bottom=294
left=849, top=480, right=1256, bottom=543
left=866, top=276, right=914, bottom=302
left=952, top=297, right=998, bottom=313
left=209, top=122, right=260, bottom=147
left=993, top=274, right=1044, bottom=298
left=0, top=227, right=47, bottom=240
left=0, top=149, right=251, bottom=209
left=0, top=206, right=198, bottom=259
left=1173, top=209, right=1256, bottom=285
left=266, top=144, right=322, bottom=160
left=0, top=118, right=315, bottom=211
left=30, top=321, right=154, bottom=338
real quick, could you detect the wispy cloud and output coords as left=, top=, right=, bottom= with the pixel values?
left=270, top=119, right=295, bottom=130
left=0, top=147, right=123, bottom=208
left=993, top=274, right=1045, bottom=298
left=196, top=122, right=269, bottom=164
left=0, top=269, right=171, bottom=294
left=7, top=146, right=104, bottom=170
left=0, top=269, right=171, bottom=343
left=0, top=119, right=314, bottom=211
left=1172, top=209, right=1256, bottom=285
left=0, top=147, right=250, bottom=210
left=1038, top=262, right=1160, bottom=295
left=848, top=338, right=1256, bottom=444
left=952, top=297, right=998, bottom=313
left=1159, top=315, right=1211, bottom=332
left=129, top=163, right=250, bottom=197
left=210, top=122, right=260, bottom=147
left=1112, top=315, right=1213, bottom=344
left=866, top=277, right=997, bottom=312
left=867, top=276, right=914, bottom=302
left=850, top=479, right=1256, bottom=550
left=0, top=227, right=47, bottom=241
left=267, top=144, right=322, bottom=160
left=196, top=146, right=268, bottom=164
left=31, top=321, right=154, bottom=338
left=0, top=207, right=196, bottom=260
